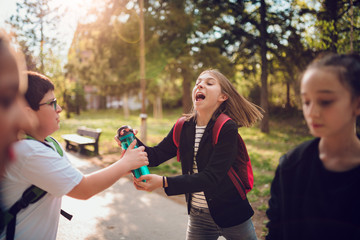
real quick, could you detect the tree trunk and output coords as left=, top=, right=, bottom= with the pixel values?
left=123, top=92, right=130, bottom=119
left=286, top=78, right=291, bottom=109
left=350, top=0, right=354, bottom=52
left=75, top=92, right=80, bottom=115
left=63, top=91, right=71, bottom=119
left=99, top=95, right=107, bottom=109
left=260, top=0, right=269, bottom=133
left=181, top=69, right=192, bottom=114
left=153, top=99, right=157, bottom=118
left=40, top=6, right=45, bottom=73
left=153, top=95, right=163, bottom=119
left=157, top=96, right=163, bottom=119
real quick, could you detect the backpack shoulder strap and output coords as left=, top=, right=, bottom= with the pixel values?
left=212, top=113, right=231, bottom=145
left=173, top=117, right=186, bottom=162
left=5, top=185, right=47, bottom=240
left=45, top=136, right=63, bottom=157
left=25, top=135, right=63, bottom=157
left=3, top=137, right=71, bottom=239
left=212, top=114, right=254, bottom=199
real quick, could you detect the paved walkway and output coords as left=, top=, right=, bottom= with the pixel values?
left=57, top=152, right=188, bottom=240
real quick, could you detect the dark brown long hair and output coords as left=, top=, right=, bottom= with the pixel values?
left=305, top=53, right=360, bottom=99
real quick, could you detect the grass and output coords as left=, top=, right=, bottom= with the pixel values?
left=54, top=108, right=312, bottom=192
left=53, top=108, right=183, bottom=155
left=54, top=108, right=312, bottom=239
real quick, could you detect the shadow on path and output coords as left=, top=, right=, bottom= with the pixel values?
left=57, top=152, right=188, bottom=240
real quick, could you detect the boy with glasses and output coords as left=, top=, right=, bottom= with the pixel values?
left=0, top=71, right=149, bottom=240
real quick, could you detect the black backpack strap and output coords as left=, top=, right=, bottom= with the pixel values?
left=23, top=137, right=73, bottom=219
left=4, top=138, right=73, bottom=239
left=6, top=185, right=46, bottom=240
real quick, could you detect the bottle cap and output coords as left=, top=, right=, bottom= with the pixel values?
left=117, top=125, right=133, bottom=138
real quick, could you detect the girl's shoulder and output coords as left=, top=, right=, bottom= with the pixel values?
left=213, top=114, right=238, bottom=129
left=279, top=138, right=319, bottom=169
left=222, top=118, right=238, bottom=131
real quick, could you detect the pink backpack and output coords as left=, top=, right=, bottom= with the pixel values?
left=173, top=113, right=253, bottom=200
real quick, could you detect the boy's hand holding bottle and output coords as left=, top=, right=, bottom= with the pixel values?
left=119, top=139, right=149, bottom=172
left=115, top=126, right=150, bottom=181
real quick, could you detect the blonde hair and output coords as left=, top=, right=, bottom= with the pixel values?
left=185, top=69, right=263, bottom=127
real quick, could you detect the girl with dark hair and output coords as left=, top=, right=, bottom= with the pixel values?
left=266, top=53, right=360, bottom=240
left=129, top=69, right=263, bottom=239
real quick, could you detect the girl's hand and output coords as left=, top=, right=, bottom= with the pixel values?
left=120, top=140, right=148, bottom=170
left=133, top=174, right=163, bottom=192
left=114, top=135, right=122, bottom=148
left=114, top=129, right=139, bottom=149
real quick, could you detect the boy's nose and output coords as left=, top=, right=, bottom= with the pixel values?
left=56, top=104, right=63, bottom=113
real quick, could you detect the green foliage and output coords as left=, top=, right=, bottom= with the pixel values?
left=10, top=0, right=358, bottom=134
left=6, top=0, right=64, bottom=73
left=302, top=0, right=360, bottom=53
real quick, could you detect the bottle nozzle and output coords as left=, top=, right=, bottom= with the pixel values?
left=117, top=125, right=133, bottom=138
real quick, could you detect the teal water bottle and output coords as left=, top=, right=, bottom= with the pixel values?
left=117, top=126, right=150, bottom=181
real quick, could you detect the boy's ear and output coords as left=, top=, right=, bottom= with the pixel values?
left=22, top=105, right=39, bottom=130
left=24, top=105, right=34, bottom=114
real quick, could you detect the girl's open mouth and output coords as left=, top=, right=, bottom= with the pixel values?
left=196, top=92, right=205, bottom=101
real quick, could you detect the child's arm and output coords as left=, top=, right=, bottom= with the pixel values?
left=66, top=140, right=148, bottom=200
left=133, top=174, right=165, bottom=192
left=115, top=127, right=178, bottom=167
left=136, top=121, right=238, bottom=195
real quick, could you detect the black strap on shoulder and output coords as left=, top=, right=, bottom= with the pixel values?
left=4, top=186, right=73, bottom=240
left=5, top=185, right=47, bottom=240
left=3, top=137, right=72, bottom=239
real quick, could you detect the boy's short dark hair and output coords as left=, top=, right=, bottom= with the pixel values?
left=25, top=71, right=54, bottom=111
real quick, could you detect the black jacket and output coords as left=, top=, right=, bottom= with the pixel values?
left=266, top=138, right=360, bottom=240
left=138, top=116, right=254, bottom=228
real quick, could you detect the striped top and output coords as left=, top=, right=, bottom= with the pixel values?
left=191, top=125, right=209, bottom=209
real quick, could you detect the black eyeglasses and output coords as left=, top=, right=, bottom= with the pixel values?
left=39, top=98, right=57, bottom=110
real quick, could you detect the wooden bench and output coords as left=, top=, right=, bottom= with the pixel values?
left=61, top=126, right=102, bottom=155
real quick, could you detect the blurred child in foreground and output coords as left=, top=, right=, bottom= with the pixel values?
left=0, top=30, right=34, bottom=177
left=266, top=53, right=360, bottom=240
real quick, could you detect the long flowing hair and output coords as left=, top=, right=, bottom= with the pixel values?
left=185, top=69, right=263, bottom=127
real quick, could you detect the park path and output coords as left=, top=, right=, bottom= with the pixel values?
left=56, top=152, right=188, bottom=240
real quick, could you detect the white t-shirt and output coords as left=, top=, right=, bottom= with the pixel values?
left=0, top=138, right=83, bottom=240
